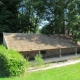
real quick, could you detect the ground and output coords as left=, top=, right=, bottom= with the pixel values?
left=27, top=56, right=80, bottom=72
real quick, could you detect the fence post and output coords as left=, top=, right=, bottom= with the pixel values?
left=60, top=48, right=62, bottom=57
left=75, top=47, right=77, bottom=55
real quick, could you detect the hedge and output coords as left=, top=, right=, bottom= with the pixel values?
left=0, top=45, right=27, bottom=77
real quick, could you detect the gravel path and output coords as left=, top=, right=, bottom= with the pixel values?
left=27, top=59, right=80, bottom=72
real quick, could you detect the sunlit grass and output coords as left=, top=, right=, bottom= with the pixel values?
left=0, top=63, right=80, bottom=80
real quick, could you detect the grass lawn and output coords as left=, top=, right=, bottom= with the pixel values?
left=1, top=63, right=80, bottom=80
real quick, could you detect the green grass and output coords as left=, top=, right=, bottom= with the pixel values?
left=1, top=63, right=80, bottom=80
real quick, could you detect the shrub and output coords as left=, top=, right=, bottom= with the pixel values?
left=35, top=54, right=44, bottom=66
left=0, top=45, right=27, bottom=77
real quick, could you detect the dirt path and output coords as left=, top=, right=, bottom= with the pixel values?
left=27, top=59, right=80, bottom=72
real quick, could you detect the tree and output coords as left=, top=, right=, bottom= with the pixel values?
left=18, top=0, right=38, bottom=33
left=0, top=0, right=22, bottom=33
left=39, top=0, right=80, bottom=39
left=1, top=0, right=80, bottom=42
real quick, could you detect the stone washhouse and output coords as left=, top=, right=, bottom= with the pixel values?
left=3, top=33, right=80, bottom=59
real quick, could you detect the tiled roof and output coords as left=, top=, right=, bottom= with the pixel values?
left=3, top=33, right=78, bottom=51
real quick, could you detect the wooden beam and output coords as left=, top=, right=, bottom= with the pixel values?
left=75, top=47, right=77, bottom=55
left=60, top=48, right=62, bottom=57
left=39, top=50, right=41, bottom=55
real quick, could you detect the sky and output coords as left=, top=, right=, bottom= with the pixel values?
left=38, top=20, right=49, bottom=29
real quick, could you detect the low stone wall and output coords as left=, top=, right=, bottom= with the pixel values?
left=61, top=47, right=75, bottom=55
left=45, top=47, right=77, bottom=57
left=20, top=51, right=38, bottom=59
left=20, top=46, right=80, bottom=59
left=46, top=49, right=60, bottom=57
left=20, top=49, right=60, bottom=59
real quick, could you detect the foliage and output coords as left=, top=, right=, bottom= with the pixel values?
left=0, top=45, right=27, bottom=77
left=1, top=0, right=80, bottom=41
left=35, top=54, right=43, bottom=66
left=18, top=0, right=38, bottom=33
left=33, top=0, right=66, bottom=34
left=34, top=0, right=80, bottom=41
left=0, top=0, right=22, bottom=33
left=41, top=21, right=54, bottom=35
left=40, top=26, right=50, bottom=35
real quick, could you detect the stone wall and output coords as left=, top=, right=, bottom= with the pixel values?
left=20, top=47, right=80, bottom=59
left=46, top=49, right=60, bottom=57
left=20, top=51, right=39, bottom=59
left=20, top=49, right=60, bottom=59
left=61, top=47, right=75, bottom=55
left=3, top=35, right=7, bottom=48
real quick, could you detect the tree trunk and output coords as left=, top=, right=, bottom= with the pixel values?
left=68, top=29, right=70, bottom=35
left=61, top=21, right=65, bottom=34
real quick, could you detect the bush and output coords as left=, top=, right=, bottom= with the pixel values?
left=35, top=54, right=44, bottom=66
left=0, top=45, right=27, bottom=77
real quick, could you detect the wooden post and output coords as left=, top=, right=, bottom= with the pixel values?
left=39, top=50, right=40, bottom=55
left=60, top=48, right=62, bottom=57
left=75, top=47, right=77, bottom=55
